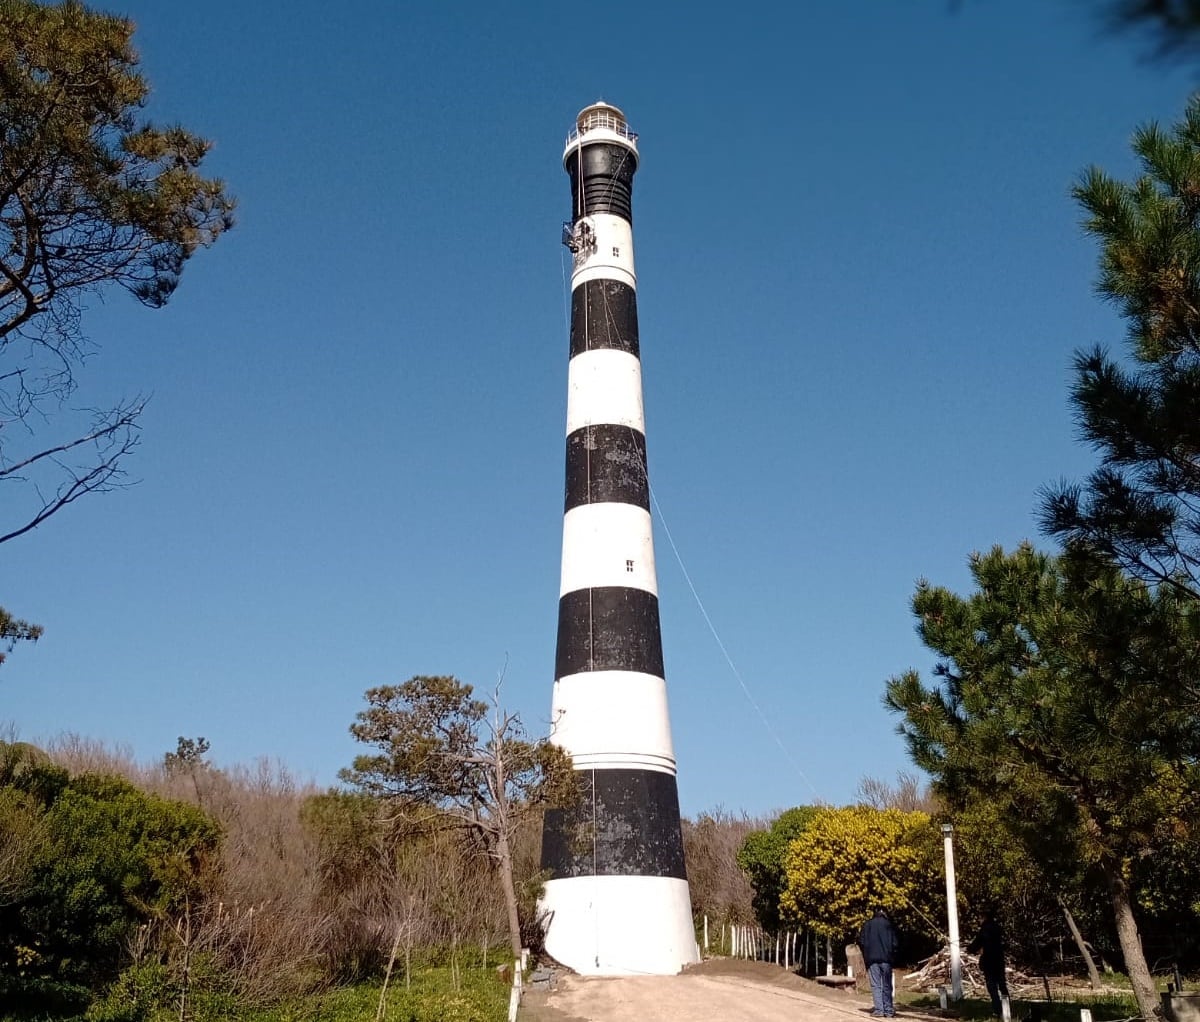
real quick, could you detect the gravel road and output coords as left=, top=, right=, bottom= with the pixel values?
left=520, top=959, right=921, bottom=1022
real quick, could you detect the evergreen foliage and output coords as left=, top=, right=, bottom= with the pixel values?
left=736, top=806, right=820, bottom=932
left=1102, top=1, right=1200, bottom=62
left=0, top=743, right=220, bottom=1012
left=0, top=608, right=40, bottom=665
left=0, top=0, right=234, bottom=547
left=948, top=800, right=1119, bottom=984
left=1041, top=97, right=1200, bottom=596
left=342, top=675, right=578, bottom=958
left=886, top=544, right=1200, bottom=1019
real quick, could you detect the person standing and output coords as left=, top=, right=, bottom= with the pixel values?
left=967, top=911, right=1009, bottom=1017
left=858, top=907, right=899, bottom=1018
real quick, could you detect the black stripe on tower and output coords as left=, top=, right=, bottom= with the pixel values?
left=563, top=424, right=649, bottom=512
left=555, top=586, right=664, bottom=679
left=570, top=280, right=639, bottom=357
left=567, top=141, right=637, bottom=221
left=541, top=767, right=687, bottom=879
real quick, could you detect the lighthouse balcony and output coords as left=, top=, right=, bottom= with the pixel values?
left=563, top=103, right=639, bottom=159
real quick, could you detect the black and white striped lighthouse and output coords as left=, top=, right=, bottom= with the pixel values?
left=539, top=103, right=699, bottom=976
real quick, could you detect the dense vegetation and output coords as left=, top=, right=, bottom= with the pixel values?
left=0, top=735, right=538, bottom=1020
left=9, top=732, right=1200, bottom=1020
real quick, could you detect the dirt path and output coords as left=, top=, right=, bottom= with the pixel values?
left=520, top=959, right=927, bottom=1022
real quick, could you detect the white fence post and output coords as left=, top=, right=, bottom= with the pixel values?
left=507, top=959, right=522, bottom=1022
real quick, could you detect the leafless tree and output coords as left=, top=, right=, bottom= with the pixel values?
left=856, top=771, right=939, bottom=813
left=682, top=807, right=766, bottom=927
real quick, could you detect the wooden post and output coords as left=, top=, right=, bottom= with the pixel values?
left=704, top=915, right=709, bottom=951
left=826, top=934, right=833, bottom=976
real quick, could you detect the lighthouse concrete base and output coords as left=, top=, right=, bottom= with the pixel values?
left=540, top=875, right=700, bottom=976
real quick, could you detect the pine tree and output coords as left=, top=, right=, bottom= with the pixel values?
left=0, top=608, right=40, bottom=665
left=886, top=544, right=1200, bottom=1020
left=1102, top=1, right=1200, bottom=63
left=341, top=675, right=578, bottom=959
left=1041, top=98, right=1200, bottom=597
left=0, top=0, right=234, bottom=545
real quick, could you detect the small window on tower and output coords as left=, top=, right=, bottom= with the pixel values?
left=625, top=559, right=634, bottom=572
left=612, top=246, right=620, bottom=257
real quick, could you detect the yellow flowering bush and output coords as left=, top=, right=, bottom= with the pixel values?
left=779, top=806, right=940, bottom=940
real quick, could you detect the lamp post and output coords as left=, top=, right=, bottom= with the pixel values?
left=942, top=823, right=963, bottom=1000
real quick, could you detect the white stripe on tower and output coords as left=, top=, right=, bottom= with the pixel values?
left=539, top=102, right=700, bottom=977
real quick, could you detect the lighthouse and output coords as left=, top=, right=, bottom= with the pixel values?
left=539, top=103, right=699, bottom=976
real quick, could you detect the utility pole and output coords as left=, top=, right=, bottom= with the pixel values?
left=942, top=823, right=963, bottom=1000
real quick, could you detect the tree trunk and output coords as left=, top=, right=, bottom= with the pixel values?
left=1056, top=894, right=1101, bottom=991
left=496, top=823, right=523, bottom=960
left=1103, top=862, right=1161, bottom=1020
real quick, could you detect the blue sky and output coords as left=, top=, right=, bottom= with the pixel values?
left=3, top=1, right=1195, bottom=816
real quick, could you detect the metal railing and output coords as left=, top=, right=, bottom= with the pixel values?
left=565, top=109, right=638, bottom=147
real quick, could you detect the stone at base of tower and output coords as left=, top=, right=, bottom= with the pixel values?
left=540, top=875, right=700, bottom=976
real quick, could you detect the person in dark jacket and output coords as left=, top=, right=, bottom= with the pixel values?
left=858, top=908, right=899, bottom=1017
left=967, top=911, right=1009, bottom=1016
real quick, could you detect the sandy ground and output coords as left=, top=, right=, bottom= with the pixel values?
left=519, top=959, right=929, bottom=1022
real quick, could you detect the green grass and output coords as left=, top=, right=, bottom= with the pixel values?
left=243, top=970, right=511, bottom=1022
left=904, top=992, right=1139, bottom=1022
left=0, top=968, right=512, bottom=1022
